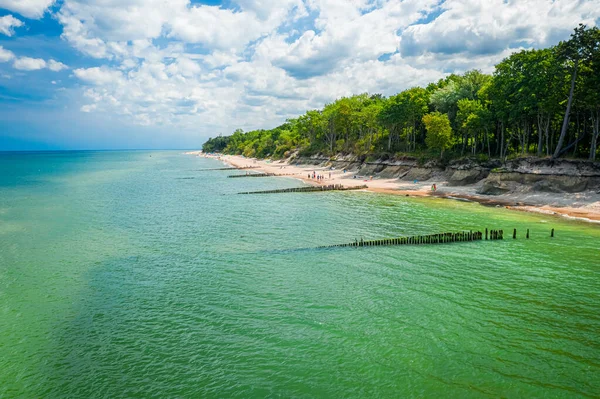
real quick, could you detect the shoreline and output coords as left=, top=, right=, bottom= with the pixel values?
left=188, top=151, right=600, bottom=224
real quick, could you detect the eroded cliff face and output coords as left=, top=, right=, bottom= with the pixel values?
left=288, top=154, right=600, bottom=194
left=478, top=159, right=600, bottom=195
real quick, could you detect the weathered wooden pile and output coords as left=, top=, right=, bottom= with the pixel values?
left=238, top=184, right=368, bottom=195
left=486, top=228, right=504, bottom=240
left=319, top=231, right=483, bottom=249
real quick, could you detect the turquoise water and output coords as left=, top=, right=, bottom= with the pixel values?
left=1, top=151, right=599, bottom=398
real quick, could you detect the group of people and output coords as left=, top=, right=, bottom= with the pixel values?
left=308, top=171, right=332, bottom=181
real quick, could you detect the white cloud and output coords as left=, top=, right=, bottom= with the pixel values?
left=168, top=6, right=268, bottom=49
left=48, top=59, right=68, bottom=71
left=255, top=0, right=438, bottom=78
left=13, top=57, right=46, bottom=71
left=5, top=55, right=68, bottom=71
left=0, top=0, right=55, bottom=19
left=165, top=57, right=202, bottom=78
left=57, top=0, right=305, bottom=60
left=74, top=67, right=124, bottom=85
left=48, top=0, right=599, bottom=139
left=400, top=0, right=600, bottom=57
left=236, top=0, right=306, bottom=20
left=0, top=15, right=24, bottom=36
left=0, top=45, right=15, bottom=63
left=81, top=104, right=97, bottom=112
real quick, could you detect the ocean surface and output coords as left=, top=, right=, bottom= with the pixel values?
left=0, top=150, right=599, bottom=398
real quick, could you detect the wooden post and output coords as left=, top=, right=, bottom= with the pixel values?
left=526, top=229, right=529, bottom=239
left=485, top=228, right=488, bottom=240
left=513, top=229, right=516, bottom=239
left=551, top=228, right=554, bottom=238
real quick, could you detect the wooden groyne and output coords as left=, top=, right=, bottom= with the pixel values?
left=317, top=228, right=554, bottom=249
left=487, top=229, right=504, bottom=240
left=194, top=166, right=260, bottom=171
left=238, top=184, right=368, bottom=195
left=228, top=172, right=302, bottom=178
left=228, top=173, right=275, bottom=178
left=319, top=231, right=484, bottom=249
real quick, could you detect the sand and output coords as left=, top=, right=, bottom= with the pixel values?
left=187, top=151, right=600, bottom=224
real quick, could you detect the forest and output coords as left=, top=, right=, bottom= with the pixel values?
left=203, top=25, right=600, bottom=162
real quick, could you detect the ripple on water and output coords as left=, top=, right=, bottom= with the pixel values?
left=0, top=151, right=599, bottom=398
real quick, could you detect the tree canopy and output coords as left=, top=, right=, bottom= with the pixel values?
left=204, top=25, right=600, bottom=162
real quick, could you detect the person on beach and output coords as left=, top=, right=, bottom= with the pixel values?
left=329, top=172, right=331, bottom=179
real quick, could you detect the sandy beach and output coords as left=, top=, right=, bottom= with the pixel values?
left=188, top=151, right=600, bottom=224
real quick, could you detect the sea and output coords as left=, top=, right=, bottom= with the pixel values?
left=0, top=150, right=599, bottom=398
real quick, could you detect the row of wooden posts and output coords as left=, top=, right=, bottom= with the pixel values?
left=487, top=229, right=503, bottom=240
left=319, top=228, right=556, bottom=249
left=196, top=166, right=260, bottom=171
left=229, top=172, right=302, bottom=178
left=228, top=173, right=275, bottom=178
left=238, top=184, right=368, bottom=195
left=487, top=227, right=555, bottom=239
left=319, top=231, right=483, bottom=249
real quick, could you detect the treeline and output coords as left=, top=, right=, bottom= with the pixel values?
left=203, top=25, right=600, bottom=161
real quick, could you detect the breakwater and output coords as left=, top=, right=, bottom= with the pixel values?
left=238, top=184, right=368, bottom=195
left=318, top=227, right=557, bottom=249
left=319, top=231, right=484, bottom=248
left=228, top=173, right=275, bottom=178
left=194, top=166, right=260, bottom=171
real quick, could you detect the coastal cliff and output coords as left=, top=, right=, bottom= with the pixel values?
left=288, top=154, right=600, bottom=195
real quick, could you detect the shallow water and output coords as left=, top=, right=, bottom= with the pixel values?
left=1, top=151, right=599, bottom=398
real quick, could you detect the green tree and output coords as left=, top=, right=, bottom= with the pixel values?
left=423, top=112, right=453, bottom=157
left=554, top=24, right=599, bottom=158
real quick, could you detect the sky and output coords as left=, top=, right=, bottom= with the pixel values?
left=0, top=0, right=599, bottom=150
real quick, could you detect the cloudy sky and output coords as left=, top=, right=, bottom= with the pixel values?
left=0, top=0, right=598, bottom=150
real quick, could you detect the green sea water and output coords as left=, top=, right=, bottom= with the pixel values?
left=0, top=150, right=599, bottom=398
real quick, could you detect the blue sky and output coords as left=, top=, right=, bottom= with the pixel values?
left=0, top=0, right=598, bottom=150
